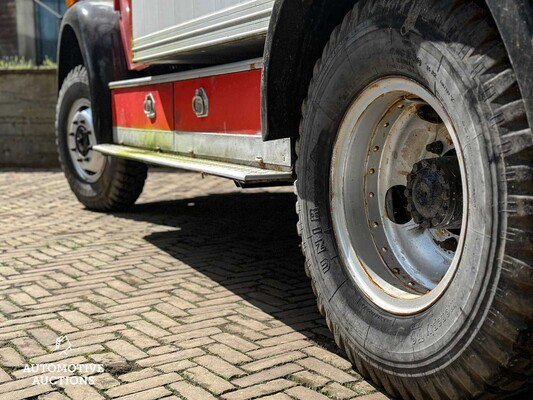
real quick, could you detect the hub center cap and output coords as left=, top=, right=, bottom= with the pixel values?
left=406, top=157, right=462, bottom=229
left=75, top=126, right=91, bottom=156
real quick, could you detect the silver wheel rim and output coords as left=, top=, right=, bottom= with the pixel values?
left=330, top=77, right=468, bottom=315
left=66, top=99, right=106, bottom=183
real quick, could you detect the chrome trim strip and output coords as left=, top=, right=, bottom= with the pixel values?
left=113, top=127, right=291, bottom=168
left=109, top=58, right=263, bottom=90
left=93, top=144, right=293, bottom=183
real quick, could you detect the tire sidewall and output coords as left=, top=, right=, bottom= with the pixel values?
left=298, top=13, right=500, bottom=375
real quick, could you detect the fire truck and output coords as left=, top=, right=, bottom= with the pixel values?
left=56, top=1, right=532, bottom=398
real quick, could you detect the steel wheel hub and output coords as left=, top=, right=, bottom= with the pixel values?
left=330, top=77, right=468, bottom=315
left=406, top=156, right=462, bottom=229
left=67, top=99, right=106, bottom=182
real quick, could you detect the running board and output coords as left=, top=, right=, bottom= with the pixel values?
left=93, top=144, right=293, bottom=183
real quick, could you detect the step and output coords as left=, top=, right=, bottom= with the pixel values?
left=93, top=144, right=293, bottom=183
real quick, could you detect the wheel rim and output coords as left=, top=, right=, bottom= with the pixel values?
left=66, top=99, right=106, bottom=183
left=330, top=77, right=468, bottom=315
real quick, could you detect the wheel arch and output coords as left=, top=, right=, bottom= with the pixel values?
left=261, top=0, right=533, bottom=142
left=57, top=0, right=128, bottom=140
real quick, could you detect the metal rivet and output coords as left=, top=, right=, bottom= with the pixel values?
left=372, top=222, right=379, bottom=228
left=408, top=281, right=415, bottom=286
left=392, top=268, right=400, bottom=274
left=383, top=122, right=390, bottom=128
left=373, top=146, right=380, bottom=152
left=398, top=104, right=404, bottom=109
left=369, top=192, right=375, bottom=198
left=382, top=247, right=388, bottom=252
left=369, top=168, right=375, bottom=175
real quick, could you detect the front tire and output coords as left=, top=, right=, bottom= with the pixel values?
left=56, top=66, right=147, bottom=211
left=296, top=1, right=532, bottom=398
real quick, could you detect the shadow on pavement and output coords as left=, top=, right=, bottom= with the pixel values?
left=114, top=191, right=341, bottom=350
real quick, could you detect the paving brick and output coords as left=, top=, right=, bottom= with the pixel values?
left=136, top=348, right=204, bottom=368
left=285, top=386, right=330, bottom=400
left=0, top=348, right=25, bottom=368
left=207, top=343, right=252, bottom=364
left=11, top=336, right=46, bottom=357
left=242, top=351, right=306, bottom=372
left=291, top=370, right=330, bottom=389
left=212, top=333, right=258, bottom=352
left=0, top=368, right=10, bottom=383
left=58, top=311, right=93, bottom=326
left=232, top=363, right=302, bottom=388
left=302, top=346, right=353, bottom=370
left=62, top=384, right=105, bottom=400
left=115, top=387, right=173, bottom=400
left=297, top=358, right=356, bottom=384
left=184, top=366, right=235, bottom=395
left=221, top=378, right=295, bottom=400
left=128, top=320, right=170, bottom=338
left=142, top=311, right=179, bottom=329
left=170, top=381, right=218, bottom=400
left=92, top=373, right=121, bottom=390
left=323, top=382, right=358, bottom=399
left=119, top=329, right=159, bottom=349
left=106, top=340, right=147, bottom=361
left=106, top=372, right=180, bottom=397
left=194, top=355, right=244, bottom=379
left=156, top=360, right=196, bottom=373
left=247, top=340, right=312, bottom=359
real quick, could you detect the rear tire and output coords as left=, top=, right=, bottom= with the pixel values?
left=296, top=1, right=532, bottom=398
left=56, top=66, right=147, bottom=211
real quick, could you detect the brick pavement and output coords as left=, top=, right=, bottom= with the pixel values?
left=0, top=170, right=389, bottom=400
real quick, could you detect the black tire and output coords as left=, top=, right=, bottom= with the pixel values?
left=56, top=66, right=147, bottom=211
left=296, top=1, right=532, bottom=399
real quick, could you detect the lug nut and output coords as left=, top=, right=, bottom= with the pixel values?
left=426, top=141, right=444, bottom=155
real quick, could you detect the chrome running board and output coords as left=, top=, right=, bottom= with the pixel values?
left=93, top=144, right=293, bottom=184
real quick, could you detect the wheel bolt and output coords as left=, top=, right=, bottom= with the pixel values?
left=392, top=268, right=400, bottom=274
left=372, top=222, right=379, bottom=228
left=369, top=168, right=375, bottom=175
left=373, top=146, right=380, bottom=152
left=382, top=247, right=388, bottom=253
left=369, top=192, right=375, bottom=198
left=426, top=141, right=444, bottom=155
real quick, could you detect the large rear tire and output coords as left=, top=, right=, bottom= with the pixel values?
left=56, top=66, right=147, bottom=211
left=296, top=1, right=532, bottom=398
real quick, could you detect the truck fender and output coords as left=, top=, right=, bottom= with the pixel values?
left=57, top=0, right=128, bottom=142
left=262, top=0, right=533, bottom=142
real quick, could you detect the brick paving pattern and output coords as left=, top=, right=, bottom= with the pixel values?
left=0, top=170, right=389, bottom=400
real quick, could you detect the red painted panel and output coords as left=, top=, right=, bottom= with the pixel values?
left=112, top=84, right=174, bottom=131
left=174, top=69, right=261, bottom=135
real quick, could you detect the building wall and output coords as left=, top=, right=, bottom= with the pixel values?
left=0, top=0, right=18, bottom=58
left=0, top=70, right=58, bottom=168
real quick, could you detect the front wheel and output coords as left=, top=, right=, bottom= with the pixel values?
left=296, top=1, right=532, bottom=398
left=56, top=66, right=147, bottom=211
